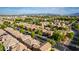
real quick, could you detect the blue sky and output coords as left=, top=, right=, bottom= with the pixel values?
left=0, top=7, right=79, bottom=15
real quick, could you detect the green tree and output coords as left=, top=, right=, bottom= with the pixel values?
left=74, top=23, right=79, bottom=30
left=35, top=29, right=42, bottom=36
left=38, top=30, right=42, bottom=36
left=0, top=43, right=5, bottom=51
left=3, top=21, right=11, bottom=27
left=20, top=28, right=25, bottom=33
left=46, top=22, right=52, bottom=28
left=31, top=31, right=35, bottom=38
left=32, top=19, right=40, bottom=25
left=27, top=28, right=31, bottom=32
left=19, top=24, right=24, bottom=28
left=67, top=32, right=74, bottom=39
left=24, top=18, right=32, bottom=23
left=51, top=31, right=64, bottom=42
left=0, top=24, right=7, bottom=29
left=15, top=18, right=23, bottom=23
left=47, top=39, right=56, bottom=46
left=77, top=38, right=79, bottom=45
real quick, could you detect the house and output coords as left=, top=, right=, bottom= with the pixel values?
left=40, top=42, right=52, bottom=51
left=0, top=28, right=31, bottom=51
left=4, top=27, right=22, bottom=39
left=0, top=29, right=6, bottom=43
left=4, top=27, right=41, bottom=50
left=11, top=42, right=31, bottom=51
left=21, top=35, right=41, bottom=49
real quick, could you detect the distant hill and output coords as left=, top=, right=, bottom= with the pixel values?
left=0, top=13, right=79, bottom=16
left=69, top=13, right=79, bottom=16
left=0, top=13, right=61, bottom=16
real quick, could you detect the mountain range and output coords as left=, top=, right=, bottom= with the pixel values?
left=0, top=13, right=79, bottom=16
